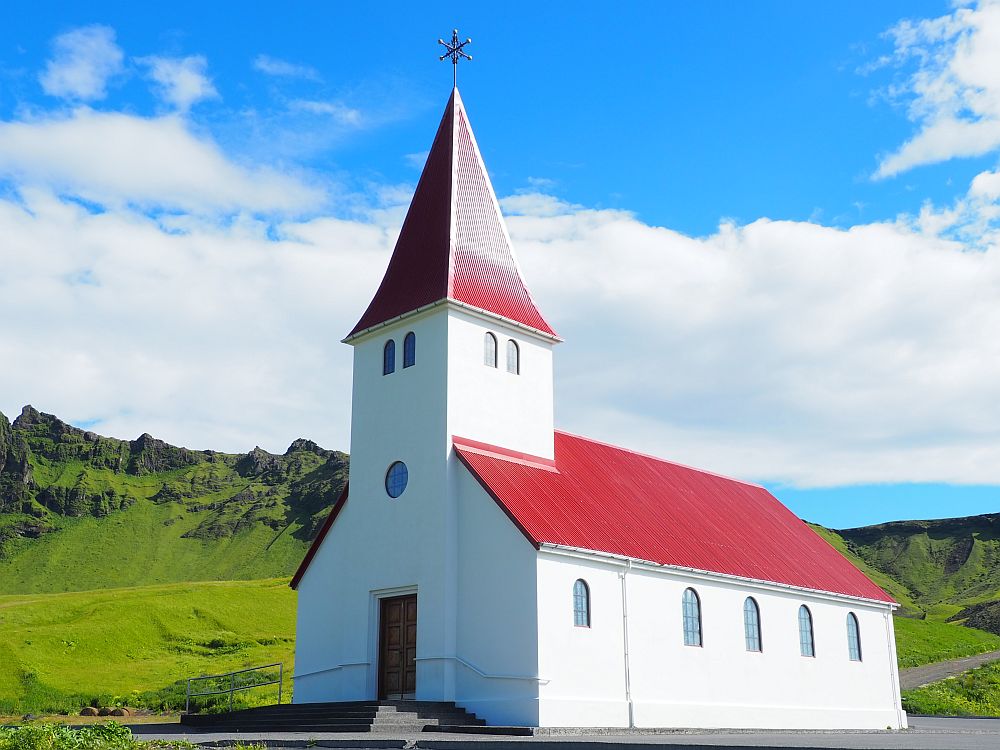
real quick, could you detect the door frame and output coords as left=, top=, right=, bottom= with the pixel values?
left=367, top=585, right=418, bottom=699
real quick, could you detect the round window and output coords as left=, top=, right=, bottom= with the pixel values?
left=385, top=461, right=408, bottom=498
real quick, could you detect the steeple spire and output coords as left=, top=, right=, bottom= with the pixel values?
left=347, top=88, right=557, bottom=341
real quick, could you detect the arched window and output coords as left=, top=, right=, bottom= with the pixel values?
left=403, top=332, right=416, bottom=368
left=506, top=339, right=520, bottom=374
left=484, top=332, right=497, bottom=367
left=743, top=597, right=762, bottom=652
left=847, top=612, right=862, bottom=661
left=383, top=340, right=395, bottom=375
left=573, top=579, right=590, bottom=627
left=798, top=605, right=815, bottom=657
left=682, top=588, right=702, bottom=646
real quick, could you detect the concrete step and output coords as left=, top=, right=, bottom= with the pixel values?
left=180, top=699, right=485, bottom=733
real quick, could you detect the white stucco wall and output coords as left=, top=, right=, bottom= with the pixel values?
left=535, top=547, right=907, bottom=730
left=446, top=308, right=555, bottom=459
left=452, top=465, right=541, bottom=725
left=294, top=309, right=455, bottom=703
left=294, top=305, right=556, bottom=708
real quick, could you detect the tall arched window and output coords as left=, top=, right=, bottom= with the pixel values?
left=798, top=605, right=815, bottom=657
left=403, top=332, right=416, bottom=368
left=682, top=588, right=702, bottom=646
left=383, top=339, right=395, bottom=375
left=573, top=579, right=590, bottom=627
left=847, top=612, right=862, bottom=661
left=484, top=332, right=498, bottom=367
left=506, top=339, right=520, bottom=374
left=743, top=597, right=762, bottom=652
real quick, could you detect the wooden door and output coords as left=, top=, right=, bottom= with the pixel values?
left=378, top=594, right=417, bottom=699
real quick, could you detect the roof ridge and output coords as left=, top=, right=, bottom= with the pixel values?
left=553, top=428, right=767, bottom=490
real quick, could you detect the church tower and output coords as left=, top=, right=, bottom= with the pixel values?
left=345, top=85, right=559, bottom=491
left=293, top=86, right=559, bottom=703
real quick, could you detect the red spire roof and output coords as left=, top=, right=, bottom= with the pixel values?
left=453, top=432, right=894, bottom=603
left=347, top=88, right=556, bottom=340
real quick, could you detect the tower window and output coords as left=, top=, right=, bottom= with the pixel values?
left=506, top=339, right=520, bottom=374
left=744, top=597, right=762, bottom=652
left=385, top=461, right=408, bottom=498
left=484, top=332, right=497, bottom=367
left=383, top=340, right=395, bottom=375
left=403, top=332, right=416, bottom=368
left=847, top=612, right=862, bottom=661
left=798, top=605, right=815, bottom=657
left=682, top=588, right=702, bottom=646
left=573, top=579, right=590, bottom=627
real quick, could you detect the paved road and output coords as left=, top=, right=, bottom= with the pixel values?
left=129, top=716, right=1000, bottom=750
left=899, top=649, right=1000, bottom=690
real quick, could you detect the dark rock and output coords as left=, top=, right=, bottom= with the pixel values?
left=237, top=447, right=282, bottom=477
left=286, top=438, right=333, bottom=458
left=127, top=433, right=202, bottom=475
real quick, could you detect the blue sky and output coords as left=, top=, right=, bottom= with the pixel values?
left=2, top=1, right=1000, bottom=528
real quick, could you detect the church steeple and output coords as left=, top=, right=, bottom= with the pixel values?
left=347, top=88, right=557, bottom=341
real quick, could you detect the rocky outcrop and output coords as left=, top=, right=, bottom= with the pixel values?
left=127, top=433, right=203, bottom=475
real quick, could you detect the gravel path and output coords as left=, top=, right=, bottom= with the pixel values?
left=899, top=649, right=1000, bottom=690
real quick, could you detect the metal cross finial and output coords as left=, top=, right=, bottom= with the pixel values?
left=438, top=29, right=472, bottom=87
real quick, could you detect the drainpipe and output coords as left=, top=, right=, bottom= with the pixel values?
left=619, top=560, right=634, bottom=729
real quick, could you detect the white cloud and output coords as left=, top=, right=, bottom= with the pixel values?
left=0, top=187, right=392, bottom=454
left=3, top=170, right=1000, bottom=488
left=506, top=180, right=1000, bottom=488
left=39, top=25, right=124, bottom=101
left=137, top=55, right=218, bottom=111
left=0, top=109, right=323, bottom=214
left=876, top=1, right=1000, bottom=177
left=253, top=54, right=321, bottom=82
left=290, top=99, right=362, bottom=126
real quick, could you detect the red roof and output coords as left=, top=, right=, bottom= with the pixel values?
left=454, top=432, right=894, bottom=603
left=347, top=88, right=556, bottom=340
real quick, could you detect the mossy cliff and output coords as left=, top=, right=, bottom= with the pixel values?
left=0, top=406, right=347, bottom=594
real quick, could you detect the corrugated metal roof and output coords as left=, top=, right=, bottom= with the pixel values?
left=454, top=433, right=894, bottom=603
left=348, top=88, right=556, bottom=340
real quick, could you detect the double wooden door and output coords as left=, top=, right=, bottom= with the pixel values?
left=378, top=594, right=417, bottom=699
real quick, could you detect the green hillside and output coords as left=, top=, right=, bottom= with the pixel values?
left=0, top=406, right=346, bottom=594
left=0, top=579, right=295, bottom=716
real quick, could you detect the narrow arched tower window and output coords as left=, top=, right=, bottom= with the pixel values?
left=403, top=332, right=416, bottom=368
left=682, top=588, right=702, bottom=646
left=484, top=332, right=497, bottom=367
left=573, top=579, right=590, bottom=627
left=383, top=340, right=395, bottom=375
left=798, top=605, right=815, bottom=657
left=847, top=612, right=862, bottom=661
left=744, top=597, right=762, bottom=652
left=506, top=339, right=520, bottom=374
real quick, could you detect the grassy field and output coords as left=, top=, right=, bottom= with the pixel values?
left=903, top=660, right=1000, bottom=716
left=894, top=616, right=1000, bottom=669
left=0, top=579, right=295, bottom=715
left=0, top=496, right=310, bottom=595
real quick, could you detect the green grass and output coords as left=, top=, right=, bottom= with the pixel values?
left=0, top=579, right=295, bottom=716
left=903, top=660, right=1000, bottom=716
left=0, top=497, right=310, bottom=594
left=0, top=722, right=197, bottom=749
left=894, top=616, right=1000, bottom=669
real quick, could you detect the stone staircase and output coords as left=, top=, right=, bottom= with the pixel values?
left=180, top=700, right=486, bottom=733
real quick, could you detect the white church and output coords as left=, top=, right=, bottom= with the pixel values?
left=291, top=85, right=907, bottom=730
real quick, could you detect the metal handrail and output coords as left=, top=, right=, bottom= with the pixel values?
left=185, top=662, right=283, bottom=714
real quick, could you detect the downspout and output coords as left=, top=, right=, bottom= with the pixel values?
left=619, top=559, right=634, bottom=729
